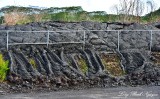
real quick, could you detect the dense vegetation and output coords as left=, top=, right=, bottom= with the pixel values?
left=0, top=6, right=159, bottom=25
left=142, top=8, right=160, bottom=22
left=0, top=54, right=9, bottom=82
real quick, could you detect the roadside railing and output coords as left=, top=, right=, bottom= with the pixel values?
left=0, top=30, right=160, bottom=51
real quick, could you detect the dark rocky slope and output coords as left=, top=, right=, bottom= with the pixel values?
left=0, top=21, right=160, bottom=93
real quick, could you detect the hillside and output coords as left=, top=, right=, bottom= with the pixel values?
left=1, top=6, right=160, bottom=25
left=142, top=8, right=160, bottom=22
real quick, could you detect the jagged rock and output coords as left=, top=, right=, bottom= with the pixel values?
left=89, top=39, right=105, bottom=45
left=152, top=44, right=160, bottom=52
left=49, top=33, right=61, bottom=42
left=88, top=34, right=99, bottom=39
left=121, top=51, right=145, bottom=73
left=10, top=37, right=23, bottom=43
left=107, top=23, right=124, bottom=30
left=0, top=21, right=160, bottom=51
left=0, top=21, right=160, bottom=90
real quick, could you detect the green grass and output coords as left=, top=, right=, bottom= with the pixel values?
left=29, top=58, right=37, bottom=69
left=0, top=53, right=9, bottom=82
left=76, top=55, right=88, bottom=74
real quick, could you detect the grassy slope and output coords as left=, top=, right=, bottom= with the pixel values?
left=0, top=6, right=160, bottom=25
left=142, top=8, right=160, bottom=23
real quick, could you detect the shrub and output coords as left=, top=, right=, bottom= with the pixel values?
left=0, top=16, right=4, bottom=24
left=32, top=14, right=44, bottom=22
left=42, top=14, right=52, bottom=21
left=0, top=54, right=9, bottom=82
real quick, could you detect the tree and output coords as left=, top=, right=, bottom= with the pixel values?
left=135, top=0, right=144, bottom=23
left=112, top=0, right=144, bottom=23
left=111, top=5, right=120, bottom=21
left=146, top=0, right=155, bottom=13
left=146, top=0, right=156, bottom=21
left=65, top=6, right=83, bottom=13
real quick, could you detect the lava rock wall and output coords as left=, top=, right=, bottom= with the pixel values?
left=0, top=21, right=160, bottom=88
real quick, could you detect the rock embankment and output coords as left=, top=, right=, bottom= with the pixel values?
left=0, top=21, right=160, bottom=93
left=0, top=21, right=159, bottom=51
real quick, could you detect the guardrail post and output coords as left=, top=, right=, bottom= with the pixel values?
left=83, top=31, right=86, bottom=50
left=118, top=31, right=120, bottom=51
left=47, top=31, right=50, bottom=48
left=6, top=31, right=9, bottom=51
left=150, top=30, right=153, bottom=52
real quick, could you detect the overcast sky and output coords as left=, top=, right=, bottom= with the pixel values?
left=0, top=0, right=160, bottom=15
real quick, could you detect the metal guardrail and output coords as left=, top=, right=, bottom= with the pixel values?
left=4, top=30, right=86, bottom=50
left=1, top=30, right=160, bottom=51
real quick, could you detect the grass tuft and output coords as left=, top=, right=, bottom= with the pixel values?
left=29, top=58, right=37, bottom=69
left=101, top=53, right=125, bottom=76
left=76, top=55, right=88, bottom=74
